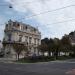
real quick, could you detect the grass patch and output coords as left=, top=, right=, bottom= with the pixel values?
left=16, top=56, right=73, bottom=63
left=16, top=56, right=55, bottom=63
left=56, top=55, right=72, bottom=60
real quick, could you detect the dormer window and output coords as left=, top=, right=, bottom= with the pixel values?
left=6, top=24, right=8, bottom=28
left=19, top=35, right=22, bottom=42
left=13, top=22, right=16, bottom=26
left=8, top=34, right=12, bottom=41
left=34, top=28, right=36, bottom=32
left=26, top=26, right=27, bottom=30
left=17, top=23, right=20, bottom=26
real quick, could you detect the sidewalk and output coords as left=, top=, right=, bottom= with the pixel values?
left=0, top=57, right=75, bottom=64
left=50, top=59, right=75, bottom=63
left=0, top=58, right=16, bottom=63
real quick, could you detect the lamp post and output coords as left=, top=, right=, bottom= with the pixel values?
left=9, top=4, right=13, bottom=8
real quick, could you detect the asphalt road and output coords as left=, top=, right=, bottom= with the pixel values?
left=0, top=60, right=75, bottom=75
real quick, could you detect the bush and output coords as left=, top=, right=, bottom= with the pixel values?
left=17, top=56, right=55, bottom=63
left=69, top=53, right=75, bottom=58
left=17, top=55, right=73, bottom=63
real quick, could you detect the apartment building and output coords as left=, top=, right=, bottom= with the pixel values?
left=3, top=20, right=41, bottom=58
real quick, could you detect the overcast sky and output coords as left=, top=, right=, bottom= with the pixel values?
left=0, top=0, right=75, bottom=40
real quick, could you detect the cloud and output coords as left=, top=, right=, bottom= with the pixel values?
left=5, top=0, right=75, bottom=38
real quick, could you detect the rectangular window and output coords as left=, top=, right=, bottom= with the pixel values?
left=25, top=36, right=28, bottom=44
left=19, top=35, right=22, bottom=42
left=29, top=37, right=32, bottom=44
left=8, top=34, right=12, bottom=41
left=34, top=38, right=37, bottom=45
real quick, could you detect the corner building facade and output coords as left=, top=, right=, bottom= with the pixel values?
left=3, top=20, right=41, bottom=58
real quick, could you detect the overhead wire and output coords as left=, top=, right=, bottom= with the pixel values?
left=45, top=18, right=75, bottom=26
left=25, top=4, right=75, bottom=19
left=0, top=0, right=75, bottom=26
left=0, top=1, right=75, bottom=19
left=1, top=0, right=74, bottom=19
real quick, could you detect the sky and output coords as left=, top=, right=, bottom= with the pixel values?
left=0, top=0, right=75, bottom=40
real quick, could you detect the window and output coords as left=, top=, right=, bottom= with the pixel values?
left=29, top=37, right=32, bottom=44
left=34, top=38, right=37, bottom=45
left=8, top=34, right=12, bottom=41
left=19, top=35, right=22, bottom=42
left=26, top=26, right=27, bottom=30
left=37, top=39, right=39, bottom=45
left=17, top=23, right=20, bottom=26
left=25, top=36, right=28, bottom=43
left=6, top=24, right=8, bottom=28
left=13, top=22, right=16, bottom=26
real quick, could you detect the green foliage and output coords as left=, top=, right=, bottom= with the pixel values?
left=16, top=56, right=72, bottom=63
left=13, top=43, right=27, bottom=60
left=16, top=56, right=55, bottom=63
left=38, top=42, right=48, bottom=52
left=39, top=35, right=72, bottom=59
left=71, top=45, right=75, bottom=55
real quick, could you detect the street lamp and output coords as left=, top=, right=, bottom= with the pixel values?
left=9, top=4, right=13, bottom=8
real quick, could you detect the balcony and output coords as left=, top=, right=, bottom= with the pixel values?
left=2, top=40, right=27, bottom=45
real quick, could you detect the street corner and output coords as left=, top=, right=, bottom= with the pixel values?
left=66, top=69, right=75, bottom=75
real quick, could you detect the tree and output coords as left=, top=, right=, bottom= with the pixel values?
left=69, top=31, right=74, bottom=36
left=61, top=35, right=71, bottom=55
left=2, top=40, right=8, bottom=57
left=24, top=45, right=29, bottom=57
left=48, top=38, right=54, bottom=56
left=61, top=35, right=71, bottom=45
left=38, top=42, right=48, bottom=56
left=41, top=38, right=50, bottom=44
left=71, top=45, right=75, bottom=57
left=41, top=38, right=54, bottom=56
left=13, top=43, right=26, bottom=60
left=53, top=38, right=61, bottom=59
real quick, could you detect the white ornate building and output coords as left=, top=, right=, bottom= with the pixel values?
left=3, top=20, right=41, bottom=58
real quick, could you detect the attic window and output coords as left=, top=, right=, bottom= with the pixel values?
left=26, top=26, right=27, bottom=29
left=34, top=28, right=36, bottom=31
left=17, top=23, right=20, bottom=26
left=6, top=24, right=8, bottom=27
left=13, top=22, right=16, bottom=26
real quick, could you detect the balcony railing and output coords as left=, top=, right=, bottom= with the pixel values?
left=2, top=40, right=27, bottom=45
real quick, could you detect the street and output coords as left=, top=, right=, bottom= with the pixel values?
left=0, top=59, right=75, bottom=75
